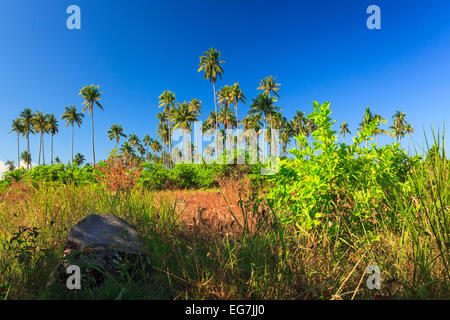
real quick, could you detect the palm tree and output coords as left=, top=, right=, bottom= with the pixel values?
left=79, top=84, right=103, bottom=165
left=158, top=90, right=176, bottom=113
left=157, top=117, right=171, bottom=168
left=257, top=76, right=281, bottom=99
left=170, top=101, right=198, bottom=155
left=143, top=134, right=153, bottom=156
left=198, top=48, right=225, bottom=131
left=20, top=151, right=31, bottom=169
left=390, top=110, right=407, bottom=147
left=33, top=111, right=47, bottom=165
left=61, top=106, right=84, bottom=163
left=229, top=83, right=246, bottom=126
left=10, top=119, right=24, bottom=169
left=137, top=144, right=146, bottom=160
left=405, top=122, right=414, bottom=154
left=372, top=114, right=387, bottom=146
left=218, top=105, right=237, bottom=131
left=203, top=111, right=219, bottom=133
left=47, top=114, right=58, bottom=165
left=241, top=113, right=263, bottom=159
left=217, top=85, right=232, bottom=109
left=188, top=98, right=202, bottom=116
left=358, top=107, right=386, bottom=147
left=339, top=122, right=351, bottom=143
left=292, top=110, right=308, bottom=137
left=249, top=93, right=279, bottom=130
left=127, top=134, right=141, bottom=149
left=73, top=153, right=86, bottom=166
left=107, top=124, right=127, bottom=149
left=19, top=108, right=34, bottom=169
left=280, top=119, right=294, bottom=156
left=119, top=141, right=135, bottom=157
left=150, top=139, right=162, bottom=154
left=219, top=105, right=237, bottom=130
left=5, top=160, right=15, bottom=172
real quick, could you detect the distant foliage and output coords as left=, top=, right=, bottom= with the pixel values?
left=0, top=164, right=96, bottom=190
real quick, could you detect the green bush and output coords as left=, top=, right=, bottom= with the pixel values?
left=268, top=101, right=418, bottom=231
left=0, top=164, right=97, bottom=189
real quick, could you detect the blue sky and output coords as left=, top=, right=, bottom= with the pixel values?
left=0, top=0, right=449, bottom=167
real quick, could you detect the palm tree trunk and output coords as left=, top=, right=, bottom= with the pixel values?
left=235, top=103, right=239, bottom=127
left=42, top=134, right=45, bottom=165
left=91, top=107, right=96, bottom=166
left=213, top=82, right=218, bottom=131
left=51, top=134, right=54, bottom=165
left=27, top=133, right=30, bottom=169
left=71, top=124, right=74, bottom=163
left=17, top=134, right=20, bottom=169
left=38, top=133, right=42, bottom=165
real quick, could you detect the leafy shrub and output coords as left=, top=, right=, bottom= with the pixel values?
left=139, top=163, right=173, bottom=190
left=268, top=101, right=417, bottom=231
left=94, top=155, right=141, bottom=192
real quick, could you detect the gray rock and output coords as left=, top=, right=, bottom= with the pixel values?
left=61, top=214, right=148, bottom=287
left=67, top=214, right=146, bottom=254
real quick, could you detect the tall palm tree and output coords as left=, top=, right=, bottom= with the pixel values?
left=158, top=90, right=176, bottom=113
left=405, top=122, right=414, bottom=154
left=170, top=101, right=198, bottom=155
left=292, top=110, right=308, bottom=137
left=249, top=93, right=279, bottom=130
left=230, top=83, right=246, bottom=125
left=390, top=110, right=407, bottom=147
left=157, top=121, right=171, bottom=167
left=198, top=48, right=225, bottom=131
left=79, top=84, right=103, bottom=165
left=339, top=122, right=351, bottom=143
left=10, top=119, right=24, bottom=169
left=20, top=151, right=31, bottom=169
left=33, top=111, right=47, bottom=165
left=19, top=108, right=34, bottom=169
left=47, top=114, right=58, bottom=165
left=257, top=76, right=281, bottom=99
left=107, top=124, right=127, bottom=149
left=61, top=105, right=84, bottom=163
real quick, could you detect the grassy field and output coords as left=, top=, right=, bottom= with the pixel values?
left=1, top=104, right=448, bottom=300
left=0, top=158, right=448, bottom=300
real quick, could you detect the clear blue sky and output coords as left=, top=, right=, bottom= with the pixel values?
left=1, top=0, right=449, bottom=166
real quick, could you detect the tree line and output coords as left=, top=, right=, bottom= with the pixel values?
left=7, top=48, right=415, bottom=171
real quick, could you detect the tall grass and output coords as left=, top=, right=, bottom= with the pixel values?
left=0, top=136, right=449, bottom=300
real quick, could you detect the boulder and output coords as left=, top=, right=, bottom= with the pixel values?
left=61, top=214, right=148, bottom=287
